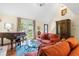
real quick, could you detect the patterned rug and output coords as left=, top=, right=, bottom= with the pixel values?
left=16, top=40, right=40, bottom=56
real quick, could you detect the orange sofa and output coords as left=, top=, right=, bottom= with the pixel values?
left=39, top=37, right=79, bottom=56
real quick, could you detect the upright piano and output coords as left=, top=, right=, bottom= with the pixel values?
left=0, top=32, right=26, bottom=49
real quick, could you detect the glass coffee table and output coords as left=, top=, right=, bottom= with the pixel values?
left=16, top=39, right=41, bottom=56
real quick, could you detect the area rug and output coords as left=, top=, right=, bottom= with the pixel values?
left=16, top=40, right=40, bottom=56
left=0, top=46, right=8, bottom=56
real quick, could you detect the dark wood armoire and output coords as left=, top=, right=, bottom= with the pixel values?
left=56, top=19, right=71, bottom=39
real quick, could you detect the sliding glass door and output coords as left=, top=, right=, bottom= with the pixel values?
left=17, top=18, right=35, bottom=39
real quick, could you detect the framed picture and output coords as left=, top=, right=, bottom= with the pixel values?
left=44, top=24, right=48, bottom=33
left=61, top=8, right=67, bottom=16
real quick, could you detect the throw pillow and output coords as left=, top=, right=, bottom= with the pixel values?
left=69, top=45, right=79, bottom=56
left=66, top=37, right=79, bottom=49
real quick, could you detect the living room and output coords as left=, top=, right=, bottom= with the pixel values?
left=0, top=3, right=79, bottom=56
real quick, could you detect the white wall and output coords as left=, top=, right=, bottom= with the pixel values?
left=0, top=16, right=18, bottom=32
left=35, top=20, right=44, bottom=38
left=71, top=14, right=79, bottom=41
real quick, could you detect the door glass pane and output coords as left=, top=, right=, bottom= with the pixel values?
left=18, top=18, right=34, bottom=39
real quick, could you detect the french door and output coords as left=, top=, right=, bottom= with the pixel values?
left=17, top=18, right=35, bottom=39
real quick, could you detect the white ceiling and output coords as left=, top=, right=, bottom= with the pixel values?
left=0, top=3, right=79, bottom=24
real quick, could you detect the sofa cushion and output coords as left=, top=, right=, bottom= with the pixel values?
left=66, top=37, right=79, bottom=49
left=69, top=45, right=79, bottom=56
left=50, top=34, right=60, bottom=42
left=40, top=41, right=70, bottom=56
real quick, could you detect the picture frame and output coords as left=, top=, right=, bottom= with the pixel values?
left=61, top=8, right=67, bottom=16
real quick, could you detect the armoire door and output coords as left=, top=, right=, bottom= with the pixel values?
left=56, top=19, right=71, bottom=39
